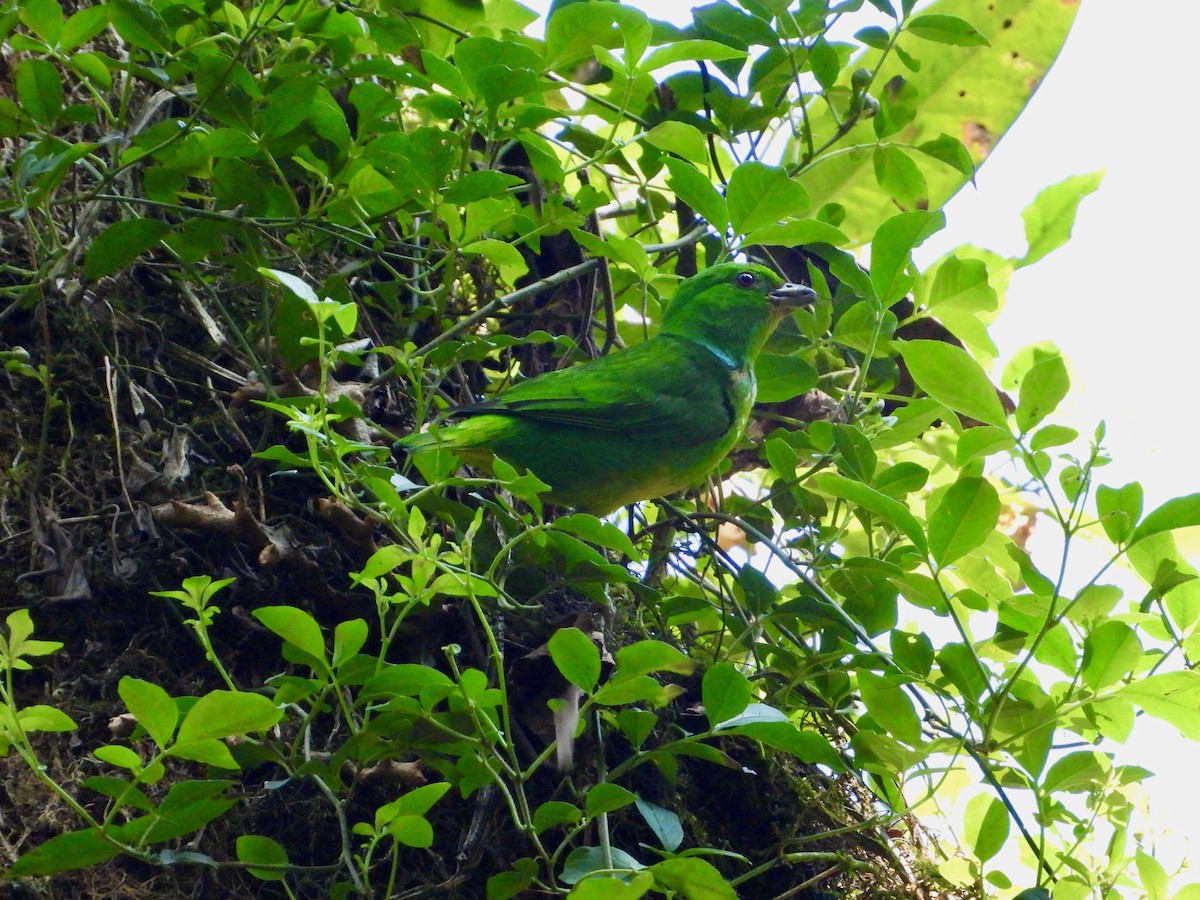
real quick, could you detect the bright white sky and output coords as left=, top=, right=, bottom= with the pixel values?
left=522, top=0, right=1200, bottom=884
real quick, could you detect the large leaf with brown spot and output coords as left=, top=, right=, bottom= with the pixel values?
left=795, top=0, right=1079, bottom=244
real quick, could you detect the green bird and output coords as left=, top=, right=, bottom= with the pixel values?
left=400, top=263, right=817, bottom=515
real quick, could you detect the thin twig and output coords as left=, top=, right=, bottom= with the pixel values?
left=372, top=225, right=711, bottom=386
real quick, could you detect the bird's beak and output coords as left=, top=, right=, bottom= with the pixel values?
left=769, top=282, right=818, bottom=307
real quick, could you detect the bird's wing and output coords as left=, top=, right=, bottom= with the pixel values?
left=452, top=338, right=734, bottom=442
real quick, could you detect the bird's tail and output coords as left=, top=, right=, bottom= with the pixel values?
left=393, top=429, right=437, bottom=453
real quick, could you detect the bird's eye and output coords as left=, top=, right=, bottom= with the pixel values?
left=735, top=271, right=757, bottom=287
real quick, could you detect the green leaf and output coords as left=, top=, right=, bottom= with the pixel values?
left=956, top=425, right=1015, bottom=464
left=717, top=720, right=844, bottom=770
left=1118, top=670, right=1200, bottom=740
left=753, top=353, right=819, bottom=403
left=362, top=664, right=454, bottom=702
left=906, top=14, right=989, bottom=46
left=1068, top=583, right=1123, bottom=627
left=253, top=605, right=329, bottom=670
left=1020, top=171, right=1103, bottom=267
left=1137, top=849, right=1170, bottom=900
left=870, top=210, right=944, bottom=302
left=149, top=779, right=239, bottom=840
left=59, top=4, right=107, bottom=50
left=858, top=671, right=921, bottom=744
left=94, top=744, right=144, bottom=771
left=702, top=662, right=752, bottom=728
left=68, top=51, right=113, bottom=89
left=611, top=5, right=652, bottom=66
left=616, top=709, right=657, bottom=751
left=635, top=798, right=683, bottom=852
left=544, top=2, right=621, bottom=69
left=898, top=339, right=1008, bottom=428
left=548, top=627, right=601, bottom=694
left=833, top=299, right=896, bottom=355
left=15, top=58, right=64, bottom=125
left=1043, top=749, right=1109, bottom=793
left=1096, top=482, right=1143, bottom=545
left=572, top=230, right=649, bottom=273
left=693, top=2, right=777, bottom=50
left=443, top=170, right=524, bottom=205
left=915, top=134, right=975, bottom=178
left=454, top=37, right=545, bottom=108
left=419, top=52, right=471, bottom=101
left=1130, top=493, right=1200, bottom=546
left=259, top=77, right=318, bottom=137
left=19, top=0, right=65, bottom=44
left=593, top=675, right=677, bottom=706
left=107, top=0, right=170, bottom=51
left=640, top=39, right=748, bottom=71
left=560, top=846, right=645, bottom=884
left=807, top=37, right=840, bottom=90
left=874, top=462, right=930, bottom=498
left=832, top=424, right=878, bottom=483
left=1005, top=543, right=1055, bottom=597
left=739, top=219, right=850, bottom=248
left=1082, top=621, right=1142, bottom=690
left=533, top=801, right=582, bottom=833
left=665, top=158, right=728, bottom=229
left=174, top=690, right=283, bottom=744
left=764, top=436, right=798, bottom=478
left=554, top=514, right=640, bottom=559
left=808, top=472, right=929, bottom=554
left=612, top=641, right=694, bottom=679
left=928, top=476, right=1000, bottom=566
left=643, top=121, right=707, bottom=162
left=1029, top=423, right=1077, bottom=451
left=386, top=815, right=434, bottom=848
left=712, top=702, right=787, bottom=729
left=118, top=677, right=178, bottom=749
left=9, top=827, right=121, bottom=877
left=585, top=782, right=636, bottom=818
left=891, top=630, right=934, bottom=676
left=2, top=609, right=63, bottom=666
left=855, top=25, right=890, bottom=49
left=565, top=874, right=655, bottom=899
left=873, top=145, right=927, bottom=208
left=376, top=782, right=451, bottom=826
left=83, top=775, right=155, bottom=811
left=332, top=619, right=368, bottom=668
left=648, top=858, right=736, bottom=899
left=736, top=563, right=778, bottom=616
left=962, top=794, right=1008, bottom=863
left=83, top=219, right=171, bottom=280
left=237, top=835, right=289, bottom=882
left=936, top=642, right=988, bottom=704
left=726, top=161, right=810, bottom=235
left=925, top=256, right=996, bottom=314
left=1015, top=354, right=1069, bottom=432
left=18, top=704, right=77, bottom=732
left=462, top=238, right=529, bottom=283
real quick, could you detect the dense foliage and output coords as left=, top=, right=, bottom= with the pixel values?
left=3, top=0, right=1199, bottom=896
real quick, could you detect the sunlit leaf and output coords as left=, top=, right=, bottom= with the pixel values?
left=548, top=627, right=601, bottom=694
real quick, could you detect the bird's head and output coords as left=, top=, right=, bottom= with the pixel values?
left=661, top=262, right=817, bottom=367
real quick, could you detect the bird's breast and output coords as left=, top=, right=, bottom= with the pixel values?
left=727, top=365, right=756, bottom=424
